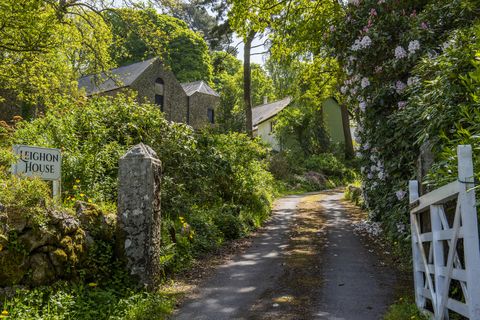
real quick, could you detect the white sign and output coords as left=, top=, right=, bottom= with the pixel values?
left=12, top=145, right=62, bottom=181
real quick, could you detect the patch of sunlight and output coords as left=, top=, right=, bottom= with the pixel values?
left=273, top=295, right=296, bottom=304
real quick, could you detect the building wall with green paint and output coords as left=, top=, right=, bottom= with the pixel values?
left=322, top=97, right=345, bottom=145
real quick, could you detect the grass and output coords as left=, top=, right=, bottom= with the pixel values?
left=384, top=298, right=428, bottom=320
left=1, top=279, right=180, bottom=320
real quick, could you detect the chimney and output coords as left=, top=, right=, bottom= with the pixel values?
left=263, top=96, right=268, bottom=104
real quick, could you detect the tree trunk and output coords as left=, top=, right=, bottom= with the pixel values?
left=243, top=31, right=255, bottom=137
left=340, top=104, right=354, bottom=159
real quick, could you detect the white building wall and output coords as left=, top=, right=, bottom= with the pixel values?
left=256, top=119, right=280, bottom=151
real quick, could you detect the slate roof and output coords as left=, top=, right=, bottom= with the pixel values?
left=181, top=81, right=220, bottom=97
left=78, top=58, right=157, bottom=95
left=252, top=97, right=291, bottom=128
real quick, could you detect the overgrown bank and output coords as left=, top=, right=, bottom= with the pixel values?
left=0, top=94, right=277, bottom=318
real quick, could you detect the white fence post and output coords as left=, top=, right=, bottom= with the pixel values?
left=457, top=145, right=480, bottom=319
left=409, top=180, right=426, bottom=309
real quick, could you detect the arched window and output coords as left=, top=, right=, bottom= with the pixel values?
left=155, top=78, right=165, bottom=111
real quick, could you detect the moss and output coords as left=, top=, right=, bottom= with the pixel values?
left=0, top=250, right=27, bottom=286
left=76, top=202, right=115, bottom=240
left=52, top=249, right=68, bottom=263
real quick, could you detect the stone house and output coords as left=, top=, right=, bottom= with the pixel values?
left=78, top=57, right=219, bottom=130
left=253, top=96, right=353, bottom=156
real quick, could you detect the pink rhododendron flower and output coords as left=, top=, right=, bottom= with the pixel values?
left=408, top=40, right=420, bottom=54
left=394, top=46, right=407, bottom=59
left=361, top=77, right=370, bottom=88
left=395, top=81, right=406, bottom=93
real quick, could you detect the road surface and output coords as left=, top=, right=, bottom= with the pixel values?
left=173, top=191, right=399, bottom=320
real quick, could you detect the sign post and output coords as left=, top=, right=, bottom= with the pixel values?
left=12, top=145, right=62, bottom=201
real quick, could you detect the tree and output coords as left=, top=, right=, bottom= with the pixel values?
left=162, top=0, right=234, bottom=51
left=108, top=8, right=213, bottom=83
left=0, top=0, right=113, bottom=118
left=268, top=56, right=340, bottom=156
left=225, top=0, right=343, bottom=136
left=211, top=51, right=276, bottom=133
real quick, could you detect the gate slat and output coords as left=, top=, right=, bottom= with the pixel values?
left=411, top=181, right=460, bottom=214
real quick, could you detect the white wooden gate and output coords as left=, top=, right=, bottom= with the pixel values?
left=409, top=145, right=480, bottom=319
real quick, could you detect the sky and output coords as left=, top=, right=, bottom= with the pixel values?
left=233, top=33, right=269, bottom=66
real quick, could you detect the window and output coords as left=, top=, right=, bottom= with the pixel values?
left=207, top=108, right=215, bottom=124
left=270, top=120, right=277, bottom=133
left=154, top=78, right=165, bottom=111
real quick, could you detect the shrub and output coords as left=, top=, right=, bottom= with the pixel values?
left=6, top=93, right=275, bottom=273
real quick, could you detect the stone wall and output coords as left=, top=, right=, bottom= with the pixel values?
left=0, top=202, right=115, bottom=287
left=188, top=92, right=220, bottom=130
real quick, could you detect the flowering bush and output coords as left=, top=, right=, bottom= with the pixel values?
left=328, top=0, right=479, bottom=239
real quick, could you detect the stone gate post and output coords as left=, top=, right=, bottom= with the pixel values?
left=117, top=143, right=162, bottom=289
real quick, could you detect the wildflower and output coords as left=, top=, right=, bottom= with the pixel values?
left=329, top=25, right=335, bottom=32
left=442, top=40, right=454, bottom=51
left=395, top=81, right=406, bottom=93
left=408, top=40, right=420, bottom=54
left=73, top=185, right=78, bottom=190
left=396, top=190, right=407, bottom=200
left=370, top=8, right=377, bottom=16
left=80, top=193, right=85, bottom=197
left=407, top=76, right=420, bottom=86
left=421, top=22, right=428, bottom=30
left=394, top=46, right=407, bottom=59
left=1, top=310, right=8, bottom=318
left=361, top=77, right=370, bottom=88
left=88, top=282, right=98, bottom=288
left=75, top=179, right=80, bottom=183
left=367, top=173, right=373, bottom=179
left=88, top=199, right=93, bottom=203
left=378, top=171, right=385, bottom=180
left=377, top=0, right=385, bottom=3
left=359, top=102, right=367, bottom=112
left=398, top=101, right=407, bottom=109
left=375, top=66, right=383, bottom=73
left=340, top=86, right=347, bottom=94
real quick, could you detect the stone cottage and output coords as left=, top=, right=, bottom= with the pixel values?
left=78, top=57, right=219, bottom=130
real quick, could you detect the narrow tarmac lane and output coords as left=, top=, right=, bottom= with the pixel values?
left=173, top=191, right=398, bottom=320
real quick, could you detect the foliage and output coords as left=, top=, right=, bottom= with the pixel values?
left=384, top=298, right=427, bottom=320
left=108, top=8, right=213, bottom=83
left=211, top=51, right=276, bottom=133
left=327, top=0, right=480, bottom=241
left=269, top=151, right=356, bottom=193
left=10, top=94, right=275, bottom=271
left=0, top=0, right=113, bottom=118
left=2, top=281, right=176, bottom=320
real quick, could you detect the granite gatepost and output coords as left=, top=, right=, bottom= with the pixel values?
left=117, top=143, right=162, bottom=289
